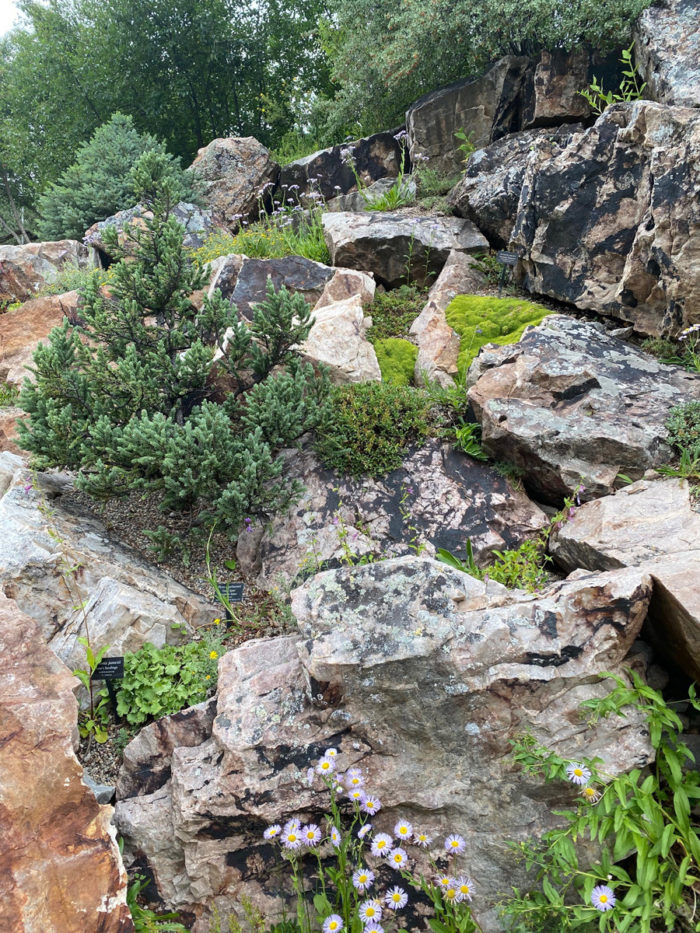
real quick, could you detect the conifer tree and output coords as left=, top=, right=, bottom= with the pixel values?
left=20, top=150, right=327, bottom=535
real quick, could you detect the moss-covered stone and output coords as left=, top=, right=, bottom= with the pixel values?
left=374, top=337, right=419, bottom=386
left=445, top=295, right=550, bottom=378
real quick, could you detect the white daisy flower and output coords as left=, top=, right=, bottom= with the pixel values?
left=263, top=824, right=281, bottom=840
left=316, top=756, right=335, bottom=776
left=444, top=833, right=466, bottom=853
left=283, top=819, right=300, bottom=833
left=358, top=823, right=372, bottom=840
left=324, top=748, right=338, bottom=758
left=282, top=828, right=302, bottom=850
left=344, top=767, right=364, bottom=789
left=302, top=824, right=322, bottom=846
left=394, top=819, right=413, bottom=841
left=364, top=925, right=384, bottom=933
left=358, top=899, right=383, bottom=924
left=361, top=795, right=381, bottom=815
left=330, top=826, right=342, bottom=848
left=322, top=915, right=343, bottom=933
left=413, top=831, right=432, bottom=847
left=370, top=832, right=393, bottom=856
left=443, top=882, right=461, bottom=904
left=385, top=887, right=408, bottom=910
left=455, top=876, right=474, bottom=902
left=352, top=866, right=375, bottom=893
left=566, top=763, right=591, bottom=785
left=387, top=846, right=408, bottom=869
left=347, top=788, right=364, bottom=803
left=436, top=875, right=452, bottom=889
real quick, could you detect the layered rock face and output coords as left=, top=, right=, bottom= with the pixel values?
left=235, top=439, right=548, bottom=589
left=511, top=101, right=700, bottom=336
left=322, top=212, right=488, bottom=288
left=84, top=201, right=216, bottom=261
left=0, top=592, right=132, bottom=933
left=279, top=131, right=404, bottom=200
left=114, top=556, right=653, bottom=932
left=467, top=316, right=700, bottom=502
left=0, top=240, right=94, bottom=304
left=550, top=476, right=700, bottom=680
left=635, top=0, right=700, bottom=108
left=188, top=137, right=279, bottom=229
left=0, top=452, right=214, bottom=673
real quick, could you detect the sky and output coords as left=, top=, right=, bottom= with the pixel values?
left=0, top=0, right=20, bottom=35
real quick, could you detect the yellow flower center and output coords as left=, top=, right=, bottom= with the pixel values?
left=451, top=840, right=459, bottom=848
left=574, top=768, right=583, bottom=776
left=446, top=889, right=456, bottom=899
left=366, top=908, right=375, bottom=918
left=392, top=894, right=400, bottom=902
left=330, top=923, right=338, bottom=931
left=460, top=886, right=470, bottom=895
left=600, top=895, right=608, bottom=904
left=359, top=875, right=367, bottom=883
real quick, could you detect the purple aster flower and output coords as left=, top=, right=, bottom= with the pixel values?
left=358, top=823, right=372, bottom=839
left=322, top=915, right=343, bottom=933
left=387, top=847, right=408, bottom=869
left=330, top=825, right=342, bottom=848
left=358, top=899, right=382, bottom=924
left=385, top=887, right=408, bottom=910
left=591, top=885, right=616, bottom=911
left=361, top=794, right=381, bottom=815
left=263, top=824, right=281, bottom=840
left=566, top=763, right=591, bottom=785
left=370, top=833, right=392, bottom=856
left=455, top=876, right=474, bottom=902
left=445, top=833, right=466, bottom=854
left=302, top=824, right=322, bottom=847
left=352, top=866, right=375, bottom=893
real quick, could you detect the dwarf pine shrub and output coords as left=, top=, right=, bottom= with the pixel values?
left=20, top=151, right=328, bottom=537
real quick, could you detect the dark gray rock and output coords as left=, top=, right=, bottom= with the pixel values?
left=279, top=130, right=405, bottom=201
left=511, top=101, right=700, bottom=336
left=520, top=48, right=593, bottom=128
left=406, top=56, right=531, bottom=176
left=448, top=125, right=582, bottom=246
left=209, top=255, right=335, bottom=320
left=635, top=0, right=700, bottom=108
left=82, top=771, right=116, bottom=805
left=468, top=315, right=700, bottom=503
left=235, top=439, right=548, bottom=589
left=322, top=211, right=488, bottom=288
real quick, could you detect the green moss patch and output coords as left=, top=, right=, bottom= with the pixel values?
left=445, top=295, right=550, bottom=379
left=374, top=337, right=418, bottom=386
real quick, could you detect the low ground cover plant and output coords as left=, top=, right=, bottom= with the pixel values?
left=444, top=295, right=550, bottom=379
left=316, top=382, right=429, bottom=477
left=373, top=338, right=418, bottom=386
left=659, top=400, right=700, bottom=483
left=366, top=285, right=426, bottom=343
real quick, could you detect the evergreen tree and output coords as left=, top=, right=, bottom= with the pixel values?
left=20, top=150, right=327, bottom=536
left=36, top=113, right=195, bottom=241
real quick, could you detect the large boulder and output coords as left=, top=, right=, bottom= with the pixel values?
left=188, top=137, right=279, bottom=230
left=114, top=556, right=653, bottom=932
left=279, top=130, right=405, bottom=201
left=0, top=291, right=79, bottom=387
left=410, top=250, right=486, bottom=386
left=322, top=212, right=488, bottom=289
left=467, top=315, right=700, bottom=503
left=299, top=295, right=381, bottom=384
left=511, top=101, right=700, bottom=336
left=634, top=0, right=700, bottom=108
left=406, top=56, right=531, bottom=176
left=549, top=476, right=700, bottom=680
left=84, top=201, right=217, bottom=261
left=520, top=49, right=594, bottom=129
left=209, top=254, right=336, bottom=320
left=448, top=125, right=583, bottom=247
left=0, top=240, right=94, bottom=304
left=0, top=592, right=132, bottom=933
left=235, top=439, right=548, bottom=589
left=0, top=453, right=215, bottom=673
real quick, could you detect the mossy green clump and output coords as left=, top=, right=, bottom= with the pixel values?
left=374, top=337, right=418, bottom=386
left=445, top=295, right=551, bottom=379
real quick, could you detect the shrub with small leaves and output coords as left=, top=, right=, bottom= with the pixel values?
left=316, top=382, right=429, bottom=477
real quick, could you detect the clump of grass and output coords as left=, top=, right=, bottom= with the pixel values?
left=0, top=382, right=20, bottom=407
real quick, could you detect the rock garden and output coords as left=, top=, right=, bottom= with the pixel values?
left=0, top=1, right=699, bottom=932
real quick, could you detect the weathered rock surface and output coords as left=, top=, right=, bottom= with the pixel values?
left=448, top=125, right=582, bottom=246
left=410, top=250, right=487, bottom=386
left=0, top=291, right=79, bottom=387
left=189, top=137, right=279, bottom=229
left=279, top=131, right=404, bottom=200
left=467, top=315, right=700, bottom=502
left=235, top=439, right=548, bottom=589
left=0, top=453, right=215, bottom=673
left=0, top=407, right=23, bottom=455
left=209, top=254, right=335, bottom=319
left=323, top=211, right=488, bottom=288
left=115, top=556, right=653, bottom=932
left=84, top=201, right=216, bottom=260
left=0, top=592, right=132, bottom=933
left=635, top=0, right=700, bottom=108
left=406, top=56, right=531, bottom=175
left=299, top=295, right=381, bottom=384
left=512, top=101, right=700, bottom=336
left=549, top=476, right=700, bottom=679
left=520, top=48, right=593, bottom=128
left=314, top=267, right=375, bottom=309
left=0, top=240, right=94, bottom=304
